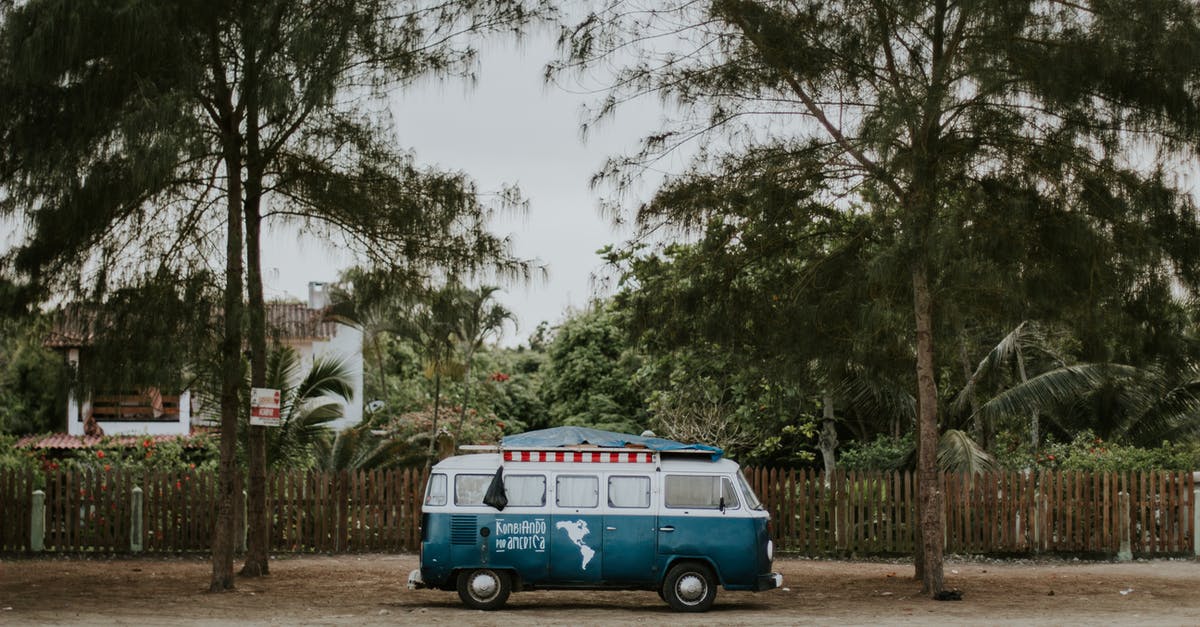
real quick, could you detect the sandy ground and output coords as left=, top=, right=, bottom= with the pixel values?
left=2, top=554, right=1199, bottom=626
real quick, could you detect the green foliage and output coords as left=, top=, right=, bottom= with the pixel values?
left=65, top=436, right=219, bottom=478
left=0, top=315, right=66, bottom=435
left=238, top=345, right=355, bottom=470
left=839, top=434, right=914, bottom=472
left=997, top=430, right=1200, bottom=473
left=540, top=305, right=647, bottom=434
left=0, top=435, right=43, bottom=474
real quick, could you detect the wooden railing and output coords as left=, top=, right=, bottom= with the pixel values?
left=91, top=392, right=181, bottom=422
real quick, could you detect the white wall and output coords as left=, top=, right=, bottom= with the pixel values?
left=291, top=322, right=364, bottom=431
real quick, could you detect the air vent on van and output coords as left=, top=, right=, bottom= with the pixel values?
left=450, top=515, right=477, bottom=545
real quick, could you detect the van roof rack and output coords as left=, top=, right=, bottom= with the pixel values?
left=458, top=444, right=499, bottom=452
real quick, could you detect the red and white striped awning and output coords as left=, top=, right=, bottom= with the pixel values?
left=502, top=450, right=655, bottom=463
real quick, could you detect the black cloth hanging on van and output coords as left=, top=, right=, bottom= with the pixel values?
left=483, top=466, right=508, bottom=510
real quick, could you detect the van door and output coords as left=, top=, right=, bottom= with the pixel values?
left=488, top=473, right=551, bottom=584
left=549, top=474, right=603, bottom=582
left=601, top=474, right=657, bottom=584
left=658, top=473, right=753, bottom=582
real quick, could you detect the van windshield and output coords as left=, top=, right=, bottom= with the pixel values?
left=736, top=470, right=764, bottom=510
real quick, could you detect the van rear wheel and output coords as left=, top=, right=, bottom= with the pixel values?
left=456, top=568, right=511, bottom=610
left=662, top=562, right=717, bottom=612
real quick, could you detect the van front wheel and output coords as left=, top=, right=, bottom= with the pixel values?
left=456, top=568, right=511, bottom=610
left=662, top=562, right=717, bottom=612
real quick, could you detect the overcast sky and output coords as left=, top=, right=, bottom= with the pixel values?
left=259, top=32, right=668, bottom=346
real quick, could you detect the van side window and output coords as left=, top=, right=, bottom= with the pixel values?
left=425, top=473, right=447, bottom=506
left=604, top=475, right=652, bottom=504
left=665, top=475, right=742, bottom=510
left=556, top=475, right=599, bottom=508
left=608, top=475, right=651, bottom=508
left=504, top=474, right=547, bottom=507
left=454, top=474, right=493, bottom=506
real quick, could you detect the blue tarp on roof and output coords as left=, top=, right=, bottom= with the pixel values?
left=501, top=426, right=723, bottom=461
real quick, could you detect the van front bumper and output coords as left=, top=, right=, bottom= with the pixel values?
left=756, top=572, right=783, bottom=591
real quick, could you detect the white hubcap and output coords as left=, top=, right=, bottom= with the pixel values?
left=677, top=574, right=706, bottom=603
left=470, top=572, right=498, bottom=599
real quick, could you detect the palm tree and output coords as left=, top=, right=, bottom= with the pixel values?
left=245, top=345, right=356, bottom=469
left=970, top=362, right=1200, bottom=449
left=452, top=286, right=514, bottom=443
left=395, top=285, right=465, bottom=471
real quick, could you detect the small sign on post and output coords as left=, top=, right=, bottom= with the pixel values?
left=249, top=387, right=282, bottom=427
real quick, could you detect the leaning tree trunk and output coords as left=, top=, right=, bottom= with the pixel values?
left=211, top=120, right=244, bottom=593
left=912, top=262, right=944, bottom=596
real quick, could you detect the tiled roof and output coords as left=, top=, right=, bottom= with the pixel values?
left=266, top=303, right=338, bottom=341
left=16, top=427, right=217, bottom=450
left=44, top=306, right=95, bottom=348
left=45, top=302, right=338, bottom=348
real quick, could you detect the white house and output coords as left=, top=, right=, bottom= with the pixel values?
left=46, top=308, right=194, bottom=437
left=267, top=282, right=364, bottom=430
left=47, top=282, right=364, bottom=436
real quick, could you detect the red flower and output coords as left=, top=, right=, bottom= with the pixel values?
left=189, top=463, right=196, bottom=470
left=175, top=481, right=182, bottom=490
left=104, top=464, right=112, bottom=472
left=1048, top=454, right=1056, bottom=461
left=96, top=450, right=105, bottom=459
left=488, top=372, right=510, bottom=382
left=143, top=438, right=153, bottom=448
left=145, top=451, right=153, bottom=459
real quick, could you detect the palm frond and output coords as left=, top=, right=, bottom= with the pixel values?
left=937, top=429, right=996, bottom=475
left=974, top=363, right=1142, bottom=425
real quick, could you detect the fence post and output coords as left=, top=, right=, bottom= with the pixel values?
left=1032, top=491, right=1041, bottom=552
left=130, top=486, right=144, bottom=553
left=31, top=489, right=45, bottom=552
left=238, top=489, right=248, bottom=553
left=1117, top=491, right=1132, bottom=562
left=1193, top=486, right=1200, bottom=557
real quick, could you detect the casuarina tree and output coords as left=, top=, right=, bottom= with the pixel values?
left=554, top=0, right=1200, bottom=595
left=0, top=0, right=545, bottom=589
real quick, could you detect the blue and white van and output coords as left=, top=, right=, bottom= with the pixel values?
left=408, top=427, right=782, bottom=612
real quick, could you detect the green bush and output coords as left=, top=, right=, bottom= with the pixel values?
left=839, top=433, right=913, bottom=471
left=995, top=430, right=1200, bottom=472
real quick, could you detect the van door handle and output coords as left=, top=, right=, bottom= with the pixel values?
left=605, top=526, right=617, bottom=531
left=658, top=526, right=675, bottom=533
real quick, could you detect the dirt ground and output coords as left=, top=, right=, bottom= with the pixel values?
left=2, top=554, right=1199, bottom=626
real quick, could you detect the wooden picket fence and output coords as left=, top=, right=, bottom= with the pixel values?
left=742, top=468, right=1197, bottom=555
left=1, top=467, right=1195, bottom=557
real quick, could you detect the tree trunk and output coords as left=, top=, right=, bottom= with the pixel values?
left=818, top=390, right=837, bottom=479
left=425, top=370, right=442, bottom=473
left=1016, top=345, right=1037, bottom=453
left=912, top=263, right=944, bottom=596
left=454, top=351, right=475, bottom=443
left=956, top=328, right=984, bottom=447
left=240, top=17, right=270, bottom=577
left=241, top=174, right=269, bottom=577
left=210, top=128, right=244, bottom=593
